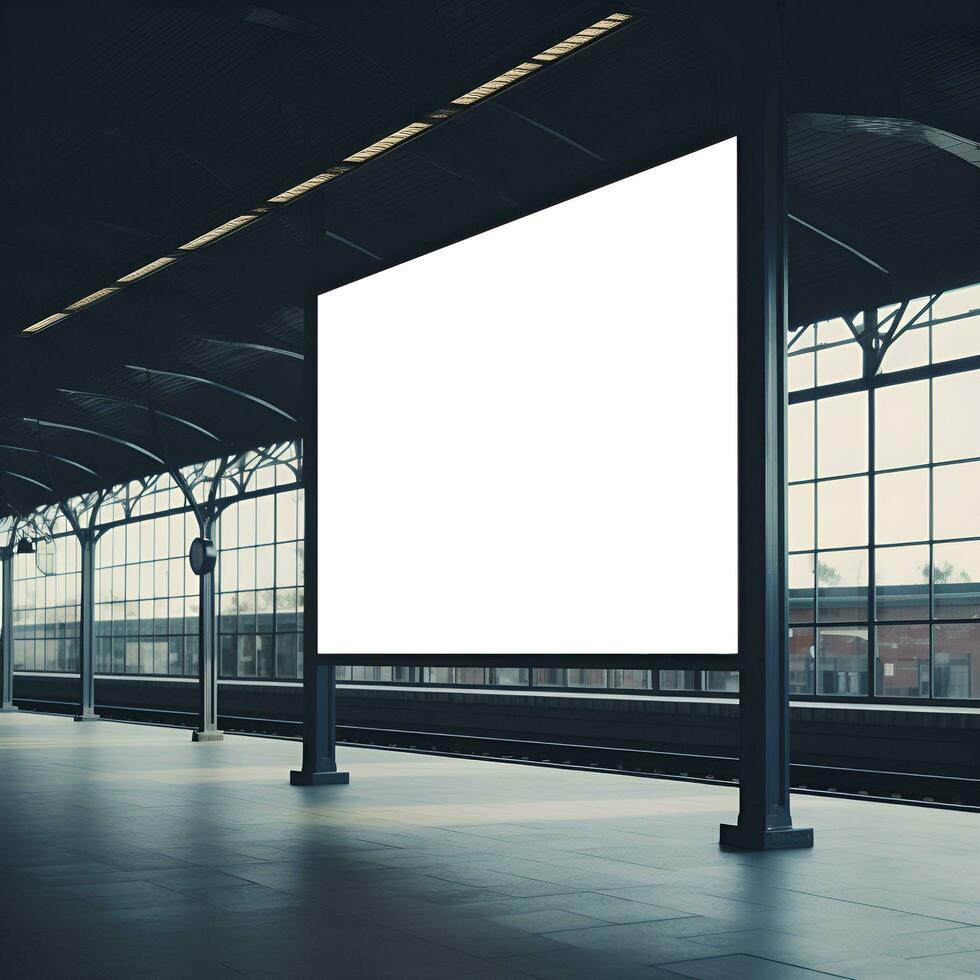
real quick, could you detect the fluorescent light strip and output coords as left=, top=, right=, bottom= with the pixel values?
left=452, top=62, right=541, bottom=105
left=117, top=255, right=178, bottom=283
left=22, top=12, right=634, bottom=336
left=178, top=213, right=260, bottom=251
left=533, top=13, right=631, bottom=61
left=64, top=287, right=120, bottom=312
left=343, top=122, right=431, bottom=163
left=23, top=313, right=68, bottom=334
left=267, top=166, right=350, bottom=204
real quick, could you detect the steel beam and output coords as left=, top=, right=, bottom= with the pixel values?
left=0, top=548, right=17, bottom=711
left=73, top=532, right=99, bottom=721
left=184, top=335, right=304, bottom=361
left=797, top=112, right=980, bottom=170
left=27, top=419, right=165, bottom=466
left=291, top=294, right=349, bottom=786
left=56, top=389, right=222, bottom=443
left=0, top=445, right=100, bottom=478
left=124, top=366, right=297, bottom=423
left=719, top=74, right=812, bottom=850
left=787, top=209, right=890, bottom=277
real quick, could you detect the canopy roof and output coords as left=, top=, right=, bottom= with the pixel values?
left=1, top=0, right=978, bottom=517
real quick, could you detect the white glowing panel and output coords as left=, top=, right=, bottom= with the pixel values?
left=317, top=138, right=737, bottom=655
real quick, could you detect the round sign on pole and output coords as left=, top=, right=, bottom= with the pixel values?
left=188, top=537, right=217, bottom=576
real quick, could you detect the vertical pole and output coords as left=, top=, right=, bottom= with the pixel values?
left=865, top=310, right=877, bottom=699
left=719, top=69, right=813, bottom=849
left=291, top=292, right=349, bottom=786
left=193, top=517, right=223, bottom=741
left=74, top=533, right=99, bottom=721
left=0, top=548, right=17, bottom=711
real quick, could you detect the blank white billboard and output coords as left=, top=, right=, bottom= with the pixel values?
left=317, top=137, right=737, bottom=655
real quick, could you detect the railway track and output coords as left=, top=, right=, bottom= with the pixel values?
left=13, top=695, right=980, bottom=811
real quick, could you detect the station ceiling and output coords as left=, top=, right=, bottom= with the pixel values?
left=1, top=0, right=978, bottom=518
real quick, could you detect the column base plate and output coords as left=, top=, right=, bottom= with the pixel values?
left=0, top=705, right=19, bottom=712
left=719, top=823, right=814, bottom=851
left=73, top=714, right=101, bottom=722
left=290, top=769, right=350, bottom=786
left=191, top=730, right=224, bottom=742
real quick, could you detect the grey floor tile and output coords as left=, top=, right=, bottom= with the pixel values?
left=553, top=891, right=696, bottom=924
left=657, top=953, right=853, bottom=978
left=812, top=953, right=978, bottom=978
left=394, top=916, right=571, bottom=959
left=180, top=882, right=311, bottom=911
left=55, top=878, right=198, bottom=909
left=499, top=946, right=683, bottom=978
left=682, top=927, right=851, bottom=962
left=489, top=908, right=608, bottom=933
left=3, top=713, right=980, bottom=980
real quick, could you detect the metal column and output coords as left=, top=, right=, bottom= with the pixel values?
left=291, top=293, right=349, bottom=786
left=74, top=532, right=99, bottom=721
left=0, top=548, right=16, bottom=711
left=719, top=73, right=813, bottom=849
left=193, top=517, right=223, bottom=741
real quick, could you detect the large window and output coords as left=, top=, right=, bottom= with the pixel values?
left=789, top=283, right=980, bottom=699
left=96, top=508, right=199, bottom=677
left=217, top=487, right=305, bottom=681
left=12, top=524, right=80, bottom=672
left=13, top=444, right=305, bottom=681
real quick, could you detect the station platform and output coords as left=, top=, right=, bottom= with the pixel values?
left=1, top=711, right=978, bottom=978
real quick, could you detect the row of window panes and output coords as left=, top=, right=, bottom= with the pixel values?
left=218, top=588, right=303, bottom=633
left=95, top=558, right=198, bottom=604
left=12, top=605, right=80, bottom=633
left=789, top=623, right=978, bottom=699
left=13, top=577, right=80, bottom=611
left=789, top=464, right=980, bottom=550
left=219, top=633, right=303, bottom=680
left=788, top=541, right=980, bottom=624
left=12, top=631, right=306, bottom=681
left=100, top=513, right=199, bottom=566
left=13, top=638, right=79, bottom=672
left=92, top=604, right=198, bottom=636
left=217, top=491, right=303, bottom=551
left=217, top=543, right=303, bottom=593
left=334, top=666, right=740, bottom=694
left=93, top=637, right=201, bottom=676
left=789, top=373, right=980, bottom=484
left=95, top=492, right=301, bottom=567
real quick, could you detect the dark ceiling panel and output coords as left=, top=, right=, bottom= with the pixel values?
left=1, top=0, right=979, bottom=517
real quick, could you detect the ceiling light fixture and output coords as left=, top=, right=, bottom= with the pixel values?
left=64, top=287, right=120, bottom=312
left=21, top=12, right=633, bottom=335
left=117, top=255, right=178, bottom=282
left=343, top=122, right=431, bottom=163
left=267, top=166, right=351, bottom=204
left=533, top=13, right=631, bottom=61
left=23, top=313, right=68, bottom=334
left=452, top=62, right=542, bottom=106
left=178, top=213, right=261, bottom=251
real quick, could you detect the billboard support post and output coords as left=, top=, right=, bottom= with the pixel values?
left=291, top=293, right=349, bottom=787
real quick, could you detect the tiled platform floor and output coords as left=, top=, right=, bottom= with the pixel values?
left=1, top=712, right=979, bottom=979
